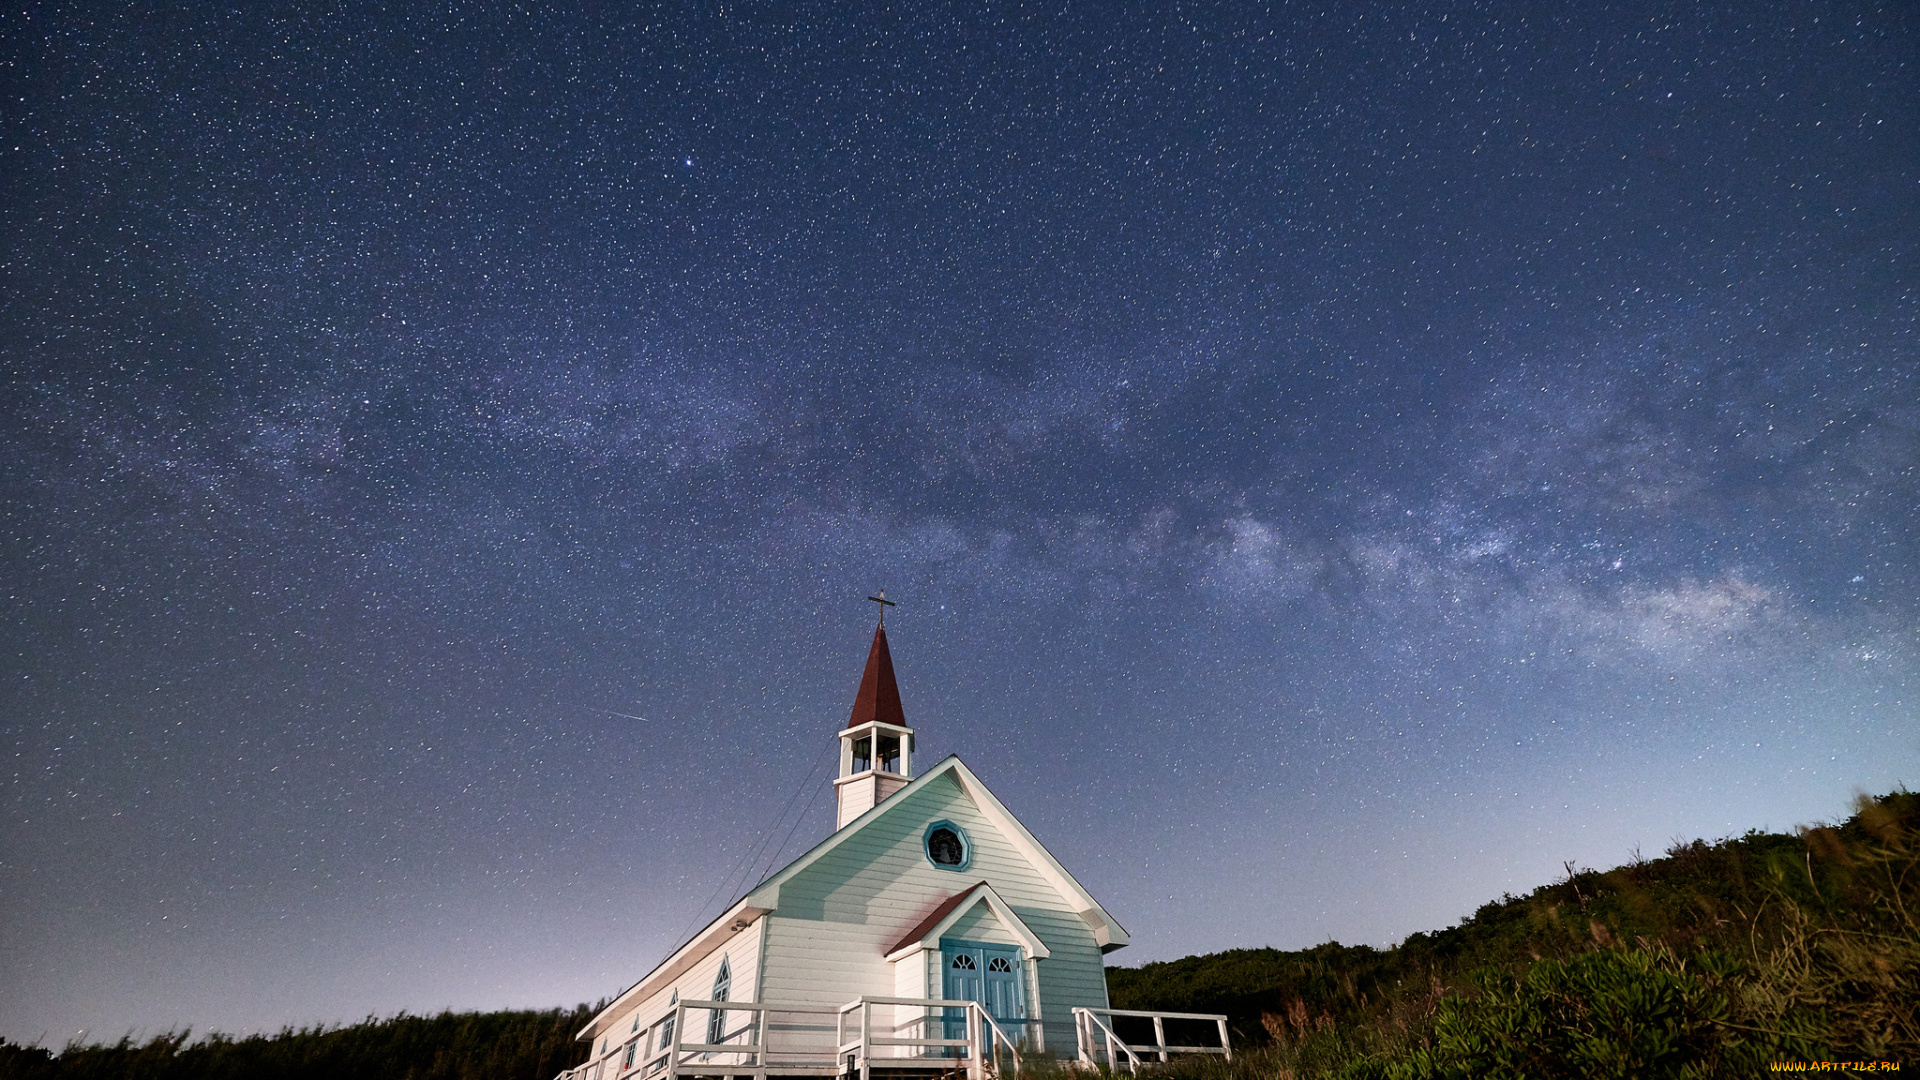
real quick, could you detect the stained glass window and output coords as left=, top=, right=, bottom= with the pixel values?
left=928, top=827, right=964, bottom=865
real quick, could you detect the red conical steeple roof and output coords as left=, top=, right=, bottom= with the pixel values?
left=848, top=620, right=907, bottom=728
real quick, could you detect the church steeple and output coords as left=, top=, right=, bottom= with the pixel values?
left=834, top=599, right=915, bottom=829
left=847, top=620, right=907, bottom=729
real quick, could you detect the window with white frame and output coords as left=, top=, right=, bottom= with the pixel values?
left=706, top=957, right=731, bottom=1045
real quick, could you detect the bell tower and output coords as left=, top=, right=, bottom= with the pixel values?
left=835, top=594, right=915, bottom=828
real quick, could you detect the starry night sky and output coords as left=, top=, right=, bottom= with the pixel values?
left=4, top=0, right=1917, bottom=1046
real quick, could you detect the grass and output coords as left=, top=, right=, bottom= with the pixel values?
left=1107, top=790, right=1919, bottom=1078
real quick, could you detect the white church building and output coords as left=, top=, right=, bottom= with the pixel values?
left=556, top=610, right=1227, bottom=1080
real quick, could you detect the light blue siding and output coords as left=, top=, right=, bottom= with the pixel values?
left=757, top=770, right=1110, bottom=1055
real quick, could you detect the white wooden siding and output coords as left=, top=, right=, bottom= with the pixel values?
left=602, top=926, right=764, bottom=1055
left=892, top=948, right=931, bottom=999
left=758, top=770, right=1108, bottom=1054
left=945, top=902, right=1020, bottom=946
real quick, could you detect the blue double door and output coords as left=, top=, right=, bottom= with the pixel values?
left=940, top=940, right=1025, bottom=1046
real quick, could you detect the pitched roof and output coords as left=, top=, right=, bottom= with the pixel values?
left=883, top=880, right=1051, bottom=961
left=884, top=883, right=989, bottom=956
left=579, top=756, right=1128, bottom=1042
left=847, top=620, right=907, bottom=728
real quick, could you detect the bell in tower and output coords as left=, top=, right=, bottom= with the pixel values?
left=835, top=594, right=915, bottom=828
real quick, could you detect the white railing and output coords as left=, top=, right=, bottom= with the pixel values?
left=837, top=996, right=1023, bottom=1080
left=975, top=1009, right=1027, bottom=1080
left=557, top=996, right=1030, bottom=1080
left=1074, top=1008, right=1142, bottom=1073
left=559, top=1000, right=842, bottom=1080
left=1072, top=1008, right=1231, bottom=1073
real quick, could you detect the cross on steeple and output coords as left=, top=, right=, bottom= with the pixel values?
left=867, top=590, right=896, bottom=626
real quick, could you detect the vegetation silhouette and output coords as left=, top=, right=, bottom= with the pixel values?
left=6, top=791, right=1912, bottom=1079
left=0, top=1004, right=600, bottom=1080
left=1107, top=789, right=1918, bottom=1077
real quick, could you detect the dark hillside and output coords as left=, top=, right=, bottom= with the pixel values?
left=1109, top=790, right=1918, bottom=1074
left=0, top=1004, right=599, bottom=1080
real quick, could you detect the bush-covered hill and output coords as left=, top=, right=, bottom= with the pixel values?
left=6, top=792, right=1911, bottom=1079
left=1107, top=790, right=1919, bottom=1077
left=0, top=1004, right=598, bottom=1080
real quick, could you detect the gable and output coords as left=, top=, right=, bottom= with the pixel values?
left=760, top=771, right=1039, bottom=917
left=744, top=756, right=1127, bottom=950
left=946, top=902, right=1014, bottom=944
left=880, top=881, right=1050, bottom=961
